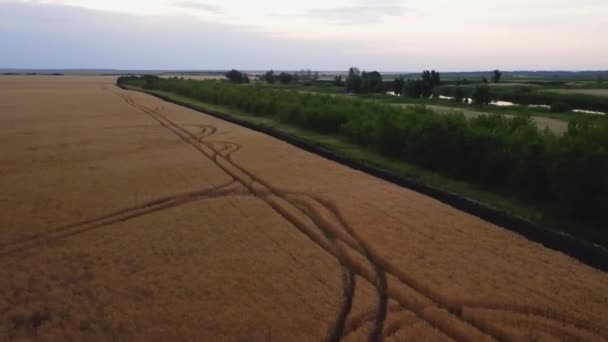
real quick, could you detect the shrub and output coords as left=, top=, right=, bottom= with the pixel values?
left=550, top=102, right=572, bottom=113
left=472, top=85, right=491, bottom=105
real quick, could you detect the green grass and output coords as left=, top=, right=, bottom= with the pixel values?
left=262, top=82, right=575, bottom=121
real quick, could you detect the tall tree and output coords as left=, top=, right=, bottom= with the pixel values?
left=361, top=71, right=383, bottom=93
left=492, top=69, right=502, bottom=83
left=391, top=77, right=405, bottom=95
left=346, top=67, right=362, bottom=93
left=334, top=75, right=344, bottom=87
left=225, top=69, right=248, bottom=84
left=472, top=85, right=491, bottom=105
left=422, top=70, right=432, bottom=84
left=402, top=80, right=423, bottom=98
left=454, top=87, right=465, bottom=103
left=278, top=72, right=294, bottom=84
left=430, top=70, right=441, bottom=87
left=263, top=70, right=276, bottom=84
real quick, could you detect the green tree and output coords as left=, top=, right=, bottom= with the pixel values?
left=346, top=67, right=362, bottom=93
left=550, top=102, right=572, bottom=113
left=421, top=70, right=440, bottom=87
left=334, top=75, right=344, bottom=87
left=454, top=87, right=465, bottom=103
left=472, top=85, right=491, bottom=105
left=263, top=70, right=276, bottom=84
left=492, top=69, right=502, bottom=83
left=278, top=72, right=294, bottom=84
left=361, top=71, right=383, bottom=93
left=431, top=70, right=441, bottom=87
left=391, top=77, right=405, bottom=95
left=402, top=80, right=423, bottom=98
left=225, top=69, right=248, bottom=84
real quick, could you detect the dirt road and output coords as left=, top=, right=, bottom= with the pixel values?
left=1, top=76, right=606, bottom=341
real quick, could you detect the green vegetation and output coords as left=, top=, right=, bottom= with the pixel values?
left=472, top=85, right=491, bottom=105
left=399, top=70, right=441, bottom=98
left=118, top=75, right=608, bottom=244
left=225, top=69, right=250, bottom=84
left=261, top=70, right=277, bottom=84
left=438, top=83, right=608, bottom=113
left=277, top=72, right=294, bottom=84
left=550, top=102, right=572, bottom=113
left=492, top=69, right=502, bottom=83
left=243, top=76, right=578, bottom=129
left=345, top=67, right=385, bottom=94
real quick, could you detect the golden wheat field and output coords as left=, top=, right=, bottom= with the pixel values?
left=1, top=76, right=607, bottom=341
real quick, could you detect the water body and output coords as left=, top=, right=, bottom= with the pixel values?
left=491, top=100, right=517, bottom=107
left=391, top=93, right=606, bottom=115
left=573, top=109, right=606, bottom=115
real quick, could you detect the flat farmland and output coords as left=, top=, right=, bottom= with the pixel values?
left=1, top=76, right=607, bottom=341
left=548, top=88, right=608, bottom=97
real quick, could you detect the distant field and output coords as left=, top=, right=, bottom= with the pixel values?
left=548, top=88, right=608, bottom=97
left=488, top=82, right=540, bottom=87
left=398, top=104, right=569, bottom=134
left=1, top=76, right=607, bottom=341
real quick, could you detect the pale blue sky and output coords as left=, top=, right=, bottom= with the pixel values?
left=1, top=0, right=607, bottom=71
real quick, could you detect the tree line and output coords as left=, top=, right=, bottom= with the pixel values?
left=225, top=67, right=503, bottom=105
left=118, top=75, right=608, bottom=231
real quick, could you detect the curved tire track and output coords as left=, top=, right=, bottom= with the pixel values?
left=119, top=90, right=491, bottom=341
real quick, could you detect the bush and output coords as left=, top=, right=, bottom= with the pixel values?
left=472, top=85, right=491, bottom=105
left=550, top=102, right=572, bottom=113
left=225, top=69, right=249, bottom=84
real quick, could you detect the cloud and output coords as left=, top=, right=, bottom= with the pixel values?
left=171, top=1, right=223, bottom=14
left=305, top=0, right=407, bottom=24
left=1, top=0, right=606, bottom=70
left=0, top=1, right=361, bottom=70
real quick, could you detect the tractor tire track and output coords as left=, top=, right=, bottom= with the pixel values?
left=0, top=182, right=242, bottom=258
left=299, top=192, right=606, bottom=340
left=118, top=90, right=492, bottom=341
left=326, top=252, right=356, bottom=342
left=462, top=306, right=607, bottom=341
left=288, top=195, right=389, bottom=342
left=0, top=181, right=237, bottom=249
left=286, top=195, right=357, bottom=342
left=117, top=91, right=365, bottom=341
left=292, top=193, right=492, bottom=341
left=344, top=302, right=404, bottom=337
left=209, top=141, right=242, bottom=157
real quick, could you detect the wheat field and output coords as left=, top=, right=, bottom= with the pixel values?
left=1, top=76, right=607, bottom=341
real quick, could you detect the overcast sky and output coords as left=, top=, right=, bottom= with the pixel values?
left=1, top=0, right=607, bottom=71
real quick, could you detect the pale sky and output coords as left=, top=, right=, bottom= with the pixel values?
left=1, top=0, right=607, bottom=71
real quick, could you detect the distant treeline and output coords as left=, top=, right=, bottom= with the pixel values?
left=118, top=75, right=608, bottom=229
left=400, top=70, right=608, bottom=80
left=1, top=72, right=64, bottom=76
